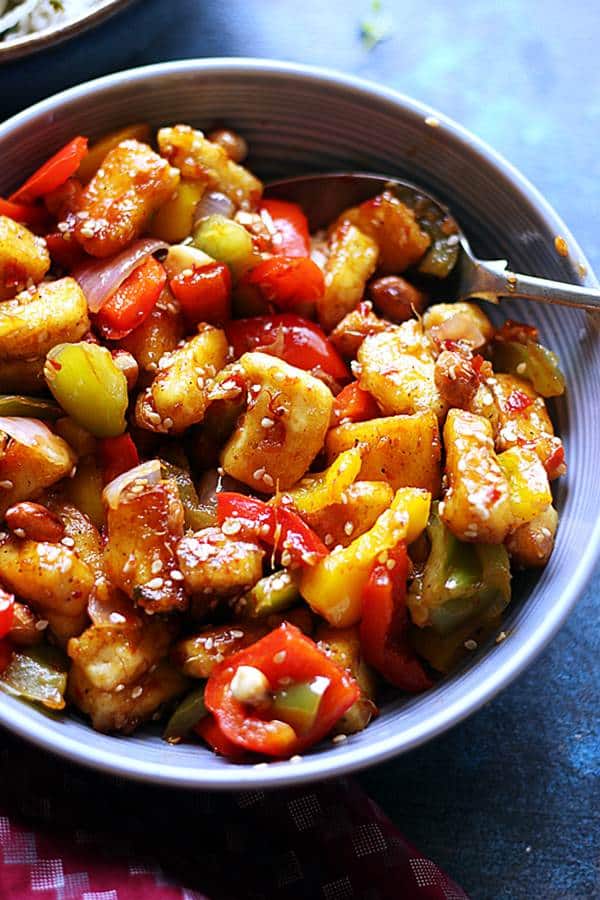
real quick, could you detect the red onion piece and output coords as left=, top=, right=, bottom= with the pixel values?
left=102, top=458, right=162, bottom=509
left=193, top=191, right=234, bottom=227
left=0, top=416, right=55, bottom=448
left=430, top=313, right=486, bottom=349
left=72, top=238, right=168, bottom=313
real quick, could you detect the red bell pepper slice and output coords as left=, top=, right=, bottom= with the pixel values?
left=0, top=197, right=48, bottom=227
left=224, top=313, right=349, bottom=381
left=217, top=492, right=328, bottom=566
left=10, top=136, right=88, bottom=204
left=195, top=715, right=247, bottom=761
left=360, top=543, right=432, bottom=692
left=99, top=433, right=140, bottom=485
left=0, top=587, right=15, bottom=640
left=45, top=231, right=87, bottom=270
left=95, top=256, right=166, bottom=340
left=205, top=623, right=360, bottom=757
left=333, top=381, right=380, bottom=425
left=169, top=261, right=231, bottom=326
left=260, top=199, right=311, bottom=257
left=239, top=256, right=324, bottom=313
left=0, top=641, right=12, bottom=675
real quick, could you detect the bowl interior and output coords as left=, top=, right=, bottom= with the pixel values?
left=0, top=60, right=598, bottom=789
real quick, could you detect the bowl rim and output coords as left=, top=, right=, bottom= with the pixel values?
left=0, top=0, right=137, bottom=64
left=0, top=57, right=598, bottom=790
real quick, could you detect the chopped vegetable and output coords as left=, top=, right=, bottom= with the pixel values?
left=0, top=395, right=61, bottom=419
left=333, top=381, right=380, bottom=425
left=163, top=685, right=208, bottom=743
left=99, top=433, right=140, bottom=484
left=238, top=256, right=325, bottom=316
left=238, top=570, right=300, bottom=619
left=193, top=214, right=258, bottom=279
left=10, top=137, right=88, bottom=204
left=260, top=198, right=311, bottom=256
left=0, top=587, right=15, bottom=639
left=76, top=123, right=151, bottom=183
left=95, top=256, right=166, bottom=340
left=0, top=644, right=68, bottom=710
left=493, top=330, right=566, bottom=397
left=170, top=261, right=232, bottom=326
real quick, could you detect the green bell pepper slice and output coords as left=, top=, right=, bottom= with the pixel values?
left=271, top=676, right=330, bottom=735
left=0, top=395, right=61, bottom=419
left=0, top=644, right=68, bottom=710
left=493, top=339, right=565, bottom=397
left=163, top=685, right=208, bottom=744
left=239, top=570, right=300, bottom=620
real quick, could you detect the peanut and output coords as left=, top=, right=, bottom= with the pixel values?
left=5, top=502, right=65, bottom=543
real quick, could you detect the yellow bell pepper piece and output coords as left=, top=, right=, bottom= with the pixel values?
left=497, top=445, right=551, bottom=527
left=77, top=123, right=151, bottom=183
left=299, top=487, right=431, bottom=627
left=150, top=179, right=207, bottom=243
left=275, top=447, right=362, bottom=515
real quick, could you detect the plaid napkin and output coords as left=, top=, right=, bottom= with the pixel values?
left=0, top=731, right=468, bottom=900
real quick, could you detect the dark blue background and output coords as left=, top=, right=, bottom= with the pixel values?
left=2, top=2, right=599, bottom=897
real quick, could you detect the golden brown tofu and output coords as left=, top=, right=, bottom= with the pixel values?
left=135, top=325, right=228, bottom=434
left=325, top=412, right=441, bottom=495
left=104, top=475, right=187, bottom=614
left=68, top=617, right=177, bottom=692
left=172, top=623, right=268, bottom=679
left=316, top=624, right=377, bottom=734
left=68, top=659, right=188, bottom=734
left=442, top=409, right=513, bottom=543
left=329, top=301, right=390, bottom=359
left=337, top=191, right=430, bottom=274
left=118, top=290, right=185, bottom=375
left=0, top=277, right=89, bottom=361
left=505, top=504, right=558, bottom=568
left=0, top=537, right=93, bottom=643
left=358, top=325, right=445, bottom=418
left=423, top=301, right=494, bottom=350
left=158, top=125, right=262, bottom=209
left=176, top=527, right=264, bottom=597
left=74, top=139, right=180, bottom=257
left=302, top=480, right=394, bottom=548
left=317, top=222, right=378, bottom=332
left=0, top=421, right=76, bottom=517
left=0, top=216, right=50, bottom=301
left=221, top=352, right=334, bottom=492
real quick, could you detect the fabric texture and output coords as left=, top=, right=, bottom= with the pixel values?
left=0, top=731, right=469, bottom=899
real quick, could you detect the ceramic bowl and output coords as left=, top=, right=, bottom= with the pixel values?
left=0, top=59, right=598, bottom=789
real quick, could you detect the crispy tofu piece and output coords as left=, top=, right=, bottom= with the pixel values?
left=325, top=412, right=441, bottom=495
left=221, top=351, right=334, bottom=492
left=118, top=290, right=184, bottom=375
left=0, top=216, right=50, bottom=301
left=172, top=623, right=267, bottom=678
left=158, top=125, right=262, bottom=209
left=0, top=277, right=89, bottom=361
left=317, top=222, right=378, bottom=332
left=0, top=422, right=76, bottom=517
left=337, top=191, right=430, bottom=274
left=135, top=325, right=228, bottom=434
left=329, top=301, right=390, bottom=359
left=68, top=617, right=177, bottom=692
left=357, top=325, right=445, bottom=418
left=442, top=409, right=513, bottom=543
left=488, top=373, right=565, bottom=478
left=68, top=659, right=188, bottom=734
left=0, top=537, right=93, bottom=643
left=104, top=476, right=187, bottom=614
left=176, top=526, right=264, bottom=597
left=505, top=504, right=558, bottom=568
left=423, top=301, right=494, bottom=350
left=316, top=624, right=377, bottom=734
left=74, top=139, right=180, bottom=257
left=303, top=480, right=394, bottom=548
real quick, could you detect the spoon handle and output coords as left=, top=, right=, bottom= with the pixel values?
left=463, top=258, right=600, bottom=311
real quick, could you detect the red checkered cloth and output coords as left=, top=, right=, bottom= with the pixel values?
left=0, top=731, right=469, bottom=899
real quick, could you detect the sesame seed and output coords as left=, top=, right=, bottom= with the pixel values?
left=0, top=480, right=14, bottom=490
left=438, top=501, right=446, bottom=515
left=324, top=533, right=334, bottom=546
left=386, top=558, right=396, bottom=570
left=35, top=619, right=48, bottom=631
left=151, top=559, right=163, bottom=574
left=146, top=577, right=164, bottom=590
left=495, top=631, right=508, bottom=644
left=61, top=536, right=75, bottom=548
left=230, top=629, right=244, bottom=639
left=222, top=518, right=242, bottom=536
left=130, top=483, right=146, bottom=494
left=464, top=639, right=478, bottom=651
left=204, top=637, right=214, bottom=650
left=197, top=376, right=205, bottom=390
left=253, top=467, right=266, bottom=481
left=131, top=686, right=143, bottom=699
left=332, top=733, right=347, bottom=744
left=261, top=417, right=275, bottom=428
left=13, top=528, right=25, bottom=538
left=289, top=754, right=303, bottom=763
left=170, top=569, right=184, bottom=581
left=343, top=521, right=354, bottom=536
left=146, top=410, right=161, bottom=425
left=260, top=523, right=271, bottom=536
left=516, top=362, right=527, bottom=375
left=115, top=684, right=125, bottom=693
left=214, top=652, right=225, bottom=663
left=280, top=550, right=292, bottom=567
left=273, top=651, right=286, bottom=664
left=253, top=762, right=269, bottom=769
left=262, top=473, right=274, bottom=488
left=425, top=115, right=440, bottom=127
left=109, top=612, right=126, bottom=624
left=163, top=417, right=174, bottom=429
left=377, top=550, right=388, bottom=565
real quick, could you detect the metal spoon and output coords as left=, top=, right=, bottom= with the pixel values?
left=266, top=172, right=600, bottom=312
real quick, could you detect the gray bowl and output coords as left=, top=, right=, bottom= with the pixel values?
left=0, top=59, right=598, bottom=789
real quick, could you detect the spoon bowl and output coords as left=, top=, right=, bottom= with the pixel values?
left=267, top=172, right=600, bottom=311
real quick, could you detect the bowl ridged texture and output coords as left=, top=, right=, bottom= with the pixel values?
left=0, top=60, right=598, bottom=789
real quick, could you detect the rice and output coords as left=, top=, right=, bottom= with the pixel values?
left=0, top=0, right=100, bottom=42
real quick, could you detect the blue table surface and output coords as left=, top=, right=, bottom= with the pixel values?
left=2, top=2, right=599, bottom=898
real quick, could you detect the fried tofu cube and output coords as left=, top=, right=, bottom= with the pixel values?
left=325, top=412, right=441, bottom=495
left=303, top=480, right=394, bottom=548
left=329, top=301, right=390, bottom=359
left=118, top=290, right=184, bottom=375
left=0, top=216, right=50, bottom=300
left=0, top=277, right=89, bottom=361
left=317, top=222, right=378, bottom=332
left=0, top=421, right=76, bottom=517
left=337, top=191, right=430, bottom=274
left=135, top=324, right=228, bottom=433
left=221, top=351, right=334, bottom=492
left=158, top=125, right=262, bottom=209
left=358, top=325, right=445, bottom=419
left=176, top=527, right=264, bottom=597
left=74, top=139, right=180, bottom=257
left=104, top=475, right=187, bottom=614
left=442, top=409, right=513, bottom=543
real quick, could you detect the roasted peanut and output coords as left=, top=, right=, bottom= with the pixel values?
left=434, top=347, right=480, bottom=409
left=207, top=128, right=249, bottom=163
left=368, top=275, right=427, bottom=322
left=5, top=502, right=66, bottom=543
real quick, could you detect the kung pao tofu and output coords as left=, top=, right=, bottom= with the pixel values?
left=0, top=124, right=566, bottom=761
